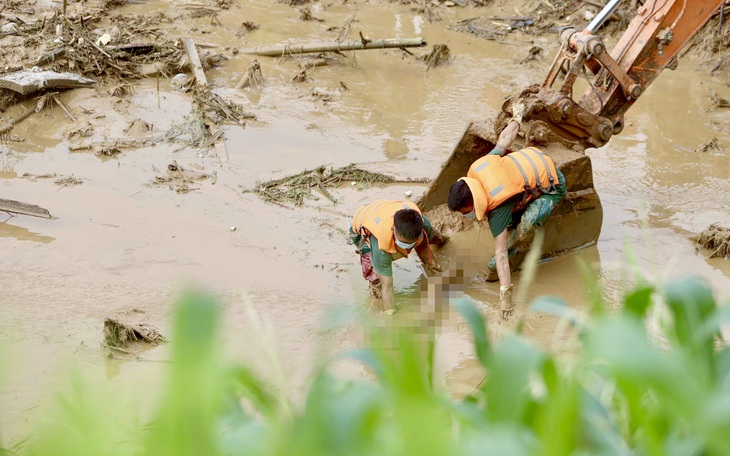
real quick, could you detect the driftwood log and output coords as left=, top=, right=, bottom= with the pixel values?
left=0, top=198, right=53, bottom=219
left=242, top=37, right=426, bottom=56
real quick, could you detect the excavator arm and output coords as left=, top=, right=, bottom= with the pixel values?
left=502, top=0, right=724, bottom=150
left=419, top=0, right=725, bottom=270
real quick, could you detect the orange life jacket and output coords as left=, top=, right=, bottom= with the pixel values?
left=351, top=200, right=426, bottom=256
left=460, top=147, right=559, bottom=221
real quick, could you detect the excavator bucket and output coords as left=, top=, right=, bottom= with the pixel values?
left=418, top=117, right=604, bottom=273
left=417, top=120, right=495, bottom=213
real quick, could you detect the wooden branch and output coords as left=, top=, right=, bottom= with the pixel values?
left=0, top=198, right=53, bottom=219
left=183, top=38, right=208, bottom=86
left=52, top=94, right=76, bottom=122
left=242, top=37, right=426, bottom=57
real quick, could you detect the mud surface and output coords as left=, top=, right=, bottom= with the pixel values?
left=1, top=0, right=730, bottom=447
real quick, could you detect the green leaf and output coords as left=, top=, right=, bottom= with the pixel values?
left=485, top=336, right=546, bottom=424
left=344, top=349, right=384, bottom=381
left=577, top=258, right=605, bottom=316
left=456, top=297, right=491, bottom=369
left=145, top=291, right=224, bottom=456
left=694, top=304, right=730, bottom=347
left=529, top=296, right=587, bottom=328
left=663, top=276, right=717, bottom=343
left=663, top=277, right=717, bottom=369
left=623, top=285, right=654, bottom=319
left=228, top=366, right=279, bottom=419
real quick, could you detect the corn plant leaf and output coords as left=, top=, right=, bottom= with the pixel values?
left=663, top=276, right=717, bottom=347
left=623, top=285, right=654, bottom=319
left=456, top=297, right=491, bottom=369
left=529, top=296, right=587, bottom=328
left=485, top=335, right=546, bottom=424
left=228, top=366, right=280, bottom=419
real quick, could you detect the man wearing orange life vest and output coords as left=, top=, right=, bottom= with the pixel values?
left=447, top=106, right=566, bottom=320
left=349, top=200, right=445, bottom=313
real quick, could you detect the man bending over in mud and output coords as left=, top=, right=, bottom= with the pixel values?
left=447, top=104, right=566, bottom=319
left=349, top=200, right=446, bottom=314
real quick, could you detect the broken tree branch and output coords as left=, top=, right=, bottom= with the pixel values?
left=183, top=38, right=208, bottom=86
left=0, top=198, right=53, bottom=219
left=52, top=94, right=77, bottom=122
left=235, top=59, right=263, bottom=89
left=242, top=37, right=427, bottom=57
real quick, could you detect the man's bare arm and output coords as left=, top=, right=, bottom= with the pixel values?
left=493, top=229, right=511, bottom=287
left=380, top=274, right=395, bottom=312
left=415, top=243, right=441, bottom=275
left=492, top=120, right=520, bottom=156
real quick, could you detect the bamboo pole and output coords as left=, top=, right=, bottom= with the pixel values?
left=242, top=37, right=426, bottom=57
left=183, top=38, right=208, bottom=86
left=0, top=198, right=53, bottom=219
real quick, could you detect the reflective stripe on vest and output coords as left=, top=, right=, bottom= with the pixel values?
left=526, top=147, right=558, bottom=194
left=468, top=148, right=559, bottom=211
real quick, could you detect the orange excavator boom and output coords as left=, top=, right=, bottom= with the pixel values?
left=418, top=0, right=726, bottom=267
left=506, top=0, right=725, bottom=150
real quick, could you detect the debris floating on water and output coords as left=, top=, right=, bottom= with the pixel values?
left=695, top=137, right=723, bottom=153
left=249, top=163, right=430, bottom=207
left=696, top=224, right=730, bottom=259
left=103, top=318, right=166, bottom=348
left=419, top=44, right=452, bottom=71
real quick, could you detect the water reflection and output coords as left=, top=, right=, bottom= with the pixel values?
left=0, top=222, right=55, bottom=243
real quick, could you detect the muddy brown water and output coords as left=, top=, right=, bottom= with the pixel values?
left=1, top=0, right=729, bottom=446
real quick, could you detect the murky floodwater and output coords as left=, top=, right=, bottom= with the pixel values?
left=1, top=0, right=729, bottom=447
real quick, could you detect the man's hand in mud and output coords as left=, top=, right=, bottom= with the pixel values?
left=499, top=284, right=514, bottom=320
left=427, top=262, right=444, bottom=276
left=511, top=100, right=526, bottom=127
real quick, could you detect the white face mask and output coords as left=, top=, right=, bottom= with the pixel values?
left=463, top=210, right=477, bottom=219
left=395, top=238, right=418, bottom=250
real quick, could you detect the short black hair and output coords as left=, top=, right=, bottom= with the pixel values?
left=448, top=180, right=474, bottom=211
left=393, top=209, right=423, bottom=241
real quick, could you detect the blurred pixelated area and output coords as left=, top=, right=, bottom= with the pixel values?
left=363, top=254, right=483, bottom=350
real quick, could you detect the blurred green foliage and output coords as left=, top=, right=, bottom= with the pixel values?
left=6, top=275, right=730, bottom=456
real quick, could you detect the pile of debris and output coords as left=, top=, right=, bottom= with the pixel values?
left=0, top=2, right=248, bottom=153
left=696, top=224, right=730, bottom=259
left=249, top=163, right=428, bottom=207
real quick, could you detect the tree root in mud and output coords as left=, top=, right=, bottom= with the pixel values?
left=163, top=88, right=254, bottom=150
left=103, top=318, right=166, bottom=348
left=192, top=86, right=253, bottom=125
left=696, top=224, right=730, bottom=259
left=235, top=60, right=264, bottom=89
left=147, top=160, right=211, bottom=194
left=420, top=44, right=452, bottom=71
left=249, top=163, right=429, bottom=207
left=695, top=137, right=723, bottom=153
left=710, top=90, right=730, bottom=109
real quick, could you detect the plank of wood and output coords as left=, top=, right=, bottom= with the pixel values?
left=0, top=70, right=95, bottom=95
left=0, top=198, right=53, bottom=219
left=183, top=38, right=208, bottom=86
left=242, top=37, right=426, bottom=57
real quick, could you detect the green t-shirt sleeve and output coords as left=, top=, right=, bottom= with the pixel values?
left=422, top=215, right=434, bottom=238
left=487, top=200, right=517, bottom=237
left=369, top=235, right=393, bottom=277
left=488, top=145, right=507, bottom=157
